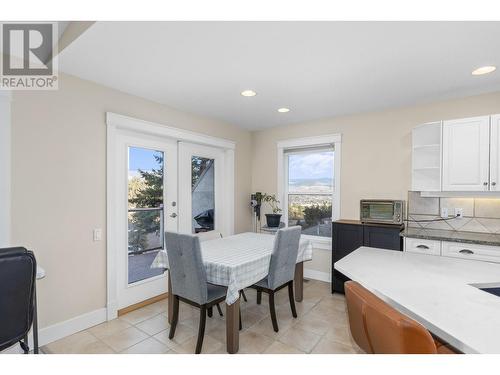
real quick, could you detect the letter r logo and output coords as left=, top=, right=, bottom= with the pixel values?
left=2, top=23, right=53, bottom=76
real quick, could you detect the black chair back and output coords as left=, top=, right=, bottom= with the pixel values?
left=0, top=247, right=36, bottom=352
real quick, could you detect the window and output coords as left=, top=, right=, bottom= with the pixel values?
left=286, top=148, right=334, bottom=237
left=278, top=135, right=341, bottom=243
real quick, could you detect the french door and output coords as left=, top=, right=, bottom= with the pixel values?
left=115, top=133, right=178, bottom=310
left=112, top=133, right=231, bottom=311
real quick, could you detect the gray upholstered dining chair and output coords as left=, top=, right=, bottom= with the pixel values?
left=165, top=232, right=228, bottom=354
left=250, top=226, right=302, bottom=332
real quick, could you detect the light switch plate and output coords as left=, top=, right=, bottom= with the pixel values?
left=441, top=207, right=448, bottom=218
left=93, top=228, right=102, bottom=241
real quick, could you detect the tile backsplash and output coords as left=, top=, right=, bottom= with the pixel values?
left=408, top=192, right=500, bottom=234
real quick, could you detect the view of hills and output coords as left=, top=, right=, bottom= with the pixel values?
left=288, top=177, right=334, bottom=193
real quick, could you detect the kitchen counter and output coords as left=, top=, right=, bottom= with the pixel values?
left=334, top=219, right=404, bottom=229
left=401, top=227, right=500, bottom=246
left=335, top=247, right=500, bottom=353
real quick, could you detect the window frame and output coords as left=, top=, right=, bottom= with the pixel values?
left=277, top=134, right=341, bottom=249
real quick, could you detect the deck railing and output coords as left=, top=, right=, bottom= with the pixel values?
left=128, top=206, right=164, bottom=255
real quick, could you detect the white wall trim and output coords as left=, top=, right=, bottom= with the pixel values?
left=106, top=122, right=118, bottom=320
left=0, top=308, right=107, bottom=353
left=0, top=91, right=12, bottom=247
left=106, top=112, right=236, bottom=150
left=37, top=308, right=107, bottom=348
left=277, top=133, right=342, bottom=150
left=304, top=269, right=331, bottom=283
left=276, top=133, right=341, bottom=248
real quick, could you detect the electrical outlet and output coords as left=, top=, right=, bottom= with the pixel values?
left=455, top=208, right=463, bottom=218
left=93, top=228, right=102, bottom=241
left=440, top=207, right=448, bottom=218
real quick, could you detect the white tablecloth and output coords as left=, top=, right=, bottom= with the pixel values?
left=151, top=232, right=313, bottom=304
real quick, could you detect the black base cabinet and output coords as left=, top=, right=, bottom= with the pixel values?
left=332, top=220, right=403, bottom=294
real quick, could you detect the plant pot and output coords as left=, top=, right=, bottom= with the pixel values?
left=265, top=214, right=282, bottom=228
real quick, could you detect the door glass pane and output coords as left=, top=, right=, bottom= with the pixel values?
left=191, top=156, right=215, bottom=233
left=127, top=147, right=164, bottom=284
left=363, top=203, right=394, bottom=220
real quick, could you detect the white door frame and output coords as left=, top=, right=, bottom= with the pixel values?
left=106, top=113, right=235, bottom=320
left=0, top=91, right=12, bottom=247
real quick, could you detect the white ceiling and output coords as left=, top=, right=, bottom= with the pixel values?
left=59, top=21, right=500, bottom=130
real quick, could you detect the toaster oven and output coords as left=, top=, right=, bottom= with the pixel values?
left=360, top=200, right=405, bottom=225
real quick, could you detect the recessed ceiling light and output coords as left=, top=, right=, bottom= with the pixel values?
left=472, top=66, right=496, bottom=76
left=277, top=107, right=290, bottom=113
left=241, top=90, right=257, bottom=97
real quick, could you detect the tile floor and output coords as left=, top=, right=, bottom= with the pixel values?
left=42, top=280, right=363, bottom=354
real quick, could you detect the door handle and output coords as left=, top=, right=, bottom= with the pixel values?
left=459, top=249, right=474, bottom=255
left=416, top=245, right=430, bottom=249
left=169, top=213, right=178, bottom=218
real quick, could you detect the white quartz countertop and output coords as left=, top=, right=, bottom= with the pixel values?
left=334, top=247, right=500, bottom=354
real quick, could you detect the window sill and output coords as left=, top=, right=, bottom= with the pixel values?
left=301, top=234, right=331, bottom=250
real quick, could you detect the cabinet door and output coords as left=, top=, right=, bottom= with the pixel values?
left=363, top=225, right=402, bottom=251
left=332, top=223, right=364, bottom=261
left=441, top=241, right=500, bottom=263
left=404, top=238, right=441, bottom=256
left=489, top=114, right=500, bottom=191
left=442, top=116, right=490, bottom=191
left=332, top=223, right=364, bottom=293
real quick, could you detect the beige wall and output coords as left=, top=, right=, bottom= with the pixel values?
left=252, top=91, right=500, bottom=275
left=11, top=73, right=253, bottom=328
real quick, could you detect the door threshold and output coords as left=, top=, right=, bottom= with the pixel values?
left=118, top=292, right=169, bottom=316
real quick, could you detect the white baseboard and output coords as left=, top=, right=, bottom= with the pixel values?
left=37, top=307, right=107, bottom=346
left=1, top=307, right=107, bottom=353
left=2, top=269, right=330, bottom=354
left=304, top=269, right=331, bottom=283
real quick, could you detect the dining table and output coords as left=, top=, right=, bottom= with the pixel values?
left=151, top=231, right=313, bottom=353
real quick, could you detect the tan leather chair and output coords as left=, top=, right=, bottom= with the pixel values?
left=345, top=281, right=457, bottom=354
left=344, top=280, right=376, bottom=353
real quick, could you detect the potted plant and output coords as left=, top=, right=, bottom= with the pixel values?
left=262, top=193, right=282, bottom=227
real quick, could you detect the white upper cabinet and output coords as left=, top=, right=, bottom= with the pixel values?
left=490, top=115, right=500, bottom=192
left=442, top=116, right=490, bottom=191
left=411, top=121, right=442, bottom=191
